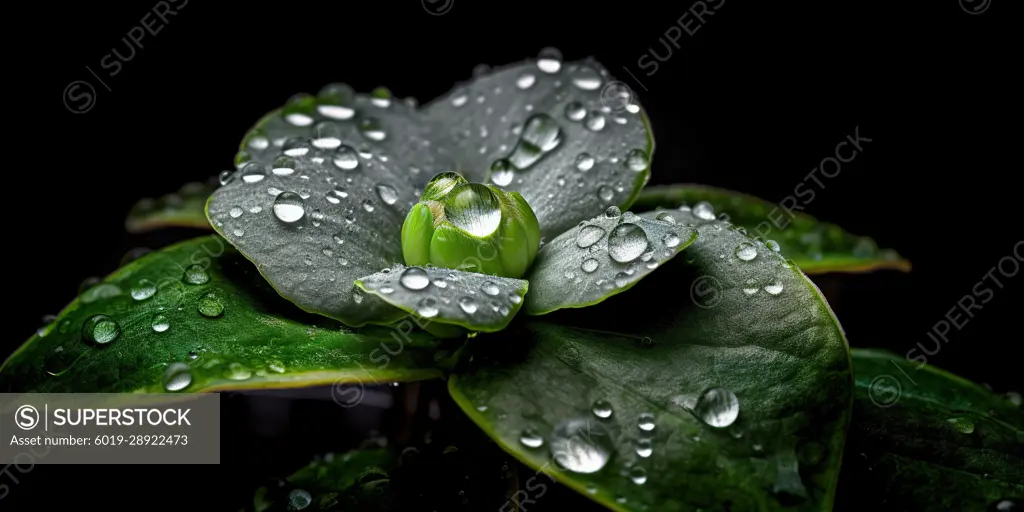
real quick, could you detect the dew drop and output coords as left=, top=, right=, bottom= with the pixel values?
left=451, top=93, right=468, bottom=107
left=508, top=293, right=522, bottom=304
left=332, top=145, right=360, bottom=170
left=564, top=101, right=586, bottom=122
left=131, top=279, right=157, bottom=300
left=608, top=224, right=649, bottom=263
left=240, top=163, right=266, bottom=183
left=575, top=153, right=595, bottom=172
left=592, top=400, right=613, bottom=419
left=163, top=362, right=192, bottom=392
left=572, top=66, right=603, bottom=90
left=82, top=314, right=120, bottom=345
left=399, top=267, right=430, bottom=290
left=516, top=73, right=536, bottom=90
left=581, top=258, right=599, bottom=273
left=151, top=314, right=170, bottom=333
left=585, top=112, right=606, bottom=131
left=375, top=184, right=398, bottom=206
left=197, top=291, right=225, bottom=318
left=598, top=186, right=614, bottom=202
left=625, top=149, right=649, bottom=172
left=735, top=242, right=758, bottom=261
left=490, top=159, right=514, bottom=186
left=662, top=232, right=681, bottom=248
left=742, top=278, right=760, bottom=295
left=694, top=388, right=740, bottom=428
left=605, top=206, right=621, bottom=218
left=766, top=240, right=781, bottom=252
left=445, top=184, right=502, bottom=237
left=628, top=466, right=648, bottom=485
left=183, top=264, right=209, bottom=285
left=637, top=412, right=656, bottom=431
left=536, top=47, right=563, bottom=73
left=549, top=418, right=612, bottom=474
left=370, top=87, right=392, bottom=108
left=508, top=114, right=564, bottom=170
left=693, top=201, right=716, bottom=220
left=481, top=281, right=500, bottom=296
left=273, top=192, right=306, bottom=223
left=416, top=297, right=439, bottom=318
left=764, top=279, right=784, bottom=295
left=225, top=362, right=252, bottom=380
left=635, top=438, right=653, bottom=458
left=520, top=428, right=544, bottom=448
left=358, top=117, right=387, bottom=141
left=947, top=417, right=975, bottom=434
left=288, top=489, right=312, bottom=511
left=576, top=225, right=606, bottom=248
left=458, top=296, right=479, bottom=314
left=656, top=212, right=676, bottom=224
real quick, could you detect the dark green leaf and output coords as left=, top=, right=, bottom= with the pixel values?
left=449, top=208, right=852, bottom=511
left=253, top=448, right=394, bottom=512
left=423, top=56, right=652, bottom=241
left=0, top=236, right=442, bottom=393
left=525, top=208, right=697, bottom=315
left=355, top=265, right=528, bottom=333
left=846, top=349, right=1023, bottom=512
left=633, top=184, right=910, bottom=274
left=126, top=180, right=214, bottom=233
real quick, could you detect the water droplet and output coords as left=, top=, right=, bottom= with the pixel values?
left=520, top=428, right=544, bottom=448
left=655, top=212, right=676, bottom=224
left=451, top=93, right=468, bottom=107
left=317, top=83, right=356, bottom=119
left=273, top=191, right=306, bottom=223
left=358, top=117, right=387, bottom=141
left=458, top=296, right=479, bottom=314
left=82, top=314, right=120, bottom=345
left=735, top=242, right=758, bottom=261
left=197, top=291, right=225, bottom=318
left=993, top=499, right=1019, bottom=512
left=947, top=417, right=975, bottom=434
left=742, top=278, right=760, bottom=295
left=480, top=281, right=500, bottom=296
left=508, top=293, right=522, bottom=305
left=576, top=225, right=606, bottom=248
left=1006, top=391, right=1023, bottom=406
left=626, top=149, right=649, bottom=172
left=581, top=258, right=599, bottom=273
left=508, top=114, right=564, bottom=170
left=694, top=388, right=740, bottom=428
left=764, top=279, right=784, bottom=295
left=151, top=314, right=170, bottom=332
left=218, top=170, right=234, bottom=186
left=662, top=232, right=681, bottom=249
left=635, top=438, right=653, bottom=458
left=372, top=184, right=399, bottom=206
left=585, top=112, right=606, bottom=131
left=370, top=86, right=392, bottom=108
left=490, top=159, right=514, bottom=186
left=416, top=297, right=439, bottom=318
left=516, top=73, right=536, bottom=89
left=592, top=400, right=613, bottom=418
left=400, top=267, right=430, bottom=290
left=574, top=153, right=596, bottom=172
left=238, top=163, right=265, bottom=183
left=549, top=418, right=612, bottom=474
left=692, top=201, right=716, bottom=220
left=637, top=412, right=656, bottom=431
left=605, top=206, right=621, bottom=218
left=572, top=66, right=603, bottom=90
left=766, top=240, right=781, bottom=252
left=445, top=184, right=502, bottom=237
left=628, top=466, right=648, bottom=485
left=288, top=489, right=311, bottom=510
left=331, top=145, right=360, bottom=170
left=163, top=363, right=192, bottom=391
left=131, top=279, right=157, bottom=300
left=608, top=224, right=649, bottom=263
left=564, top=101, right=586, bottom=122
left=597, top=186, right=615, bottom=202
left=536, top=47, right=563, bottom=73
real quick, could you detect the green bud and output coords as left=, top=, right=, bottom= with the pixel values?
left=401, top=172, right=540, bottom=278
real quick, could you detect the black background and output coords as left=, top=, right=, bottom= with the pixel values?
left=8, top=0, right=1019, bottom=510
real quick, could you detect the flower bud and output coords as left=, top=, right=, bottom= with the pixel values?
left=401, top=172, right=540, bottom=278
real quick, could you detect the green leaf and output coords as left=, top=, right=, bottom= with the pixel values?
left=525, top=207, right=698, bottom=315
left=209, top=53, right=652, bottom=326
left=126, top=180, right=215, bottom=233
left=633, top=184, right=910, bottom=274
left=449, top=208, right=852, bottom=511
left=847, top=349, right=1023, bottom=511
left=253, top=448, right=394, bottom=512
left=355, top=265, right=528, bottom=333
left=0, top=236, right=443, bottom=393
left=423, top=55, right=653, bottom=241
